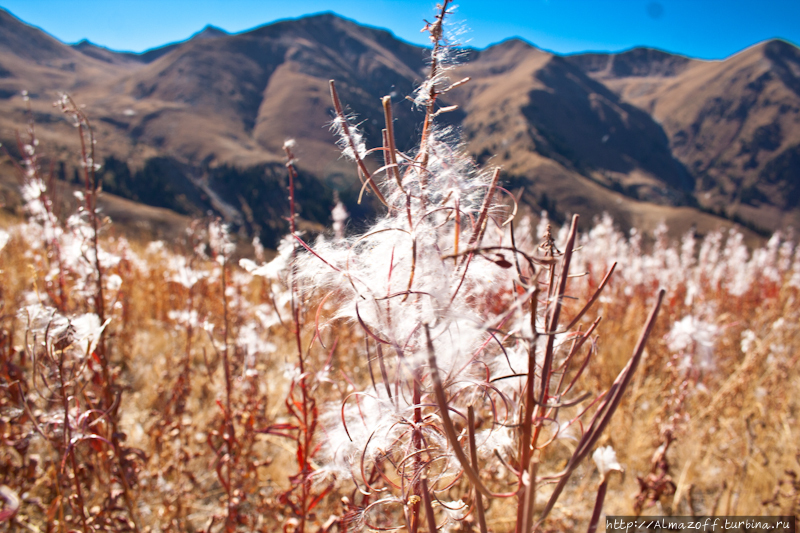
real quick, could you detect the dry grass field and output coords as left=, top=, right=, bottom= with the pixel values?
left=1, top=4, right=799, bottom=532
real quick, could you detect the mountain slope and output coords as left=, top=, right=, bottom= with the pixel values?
left=445, top=39, right=698, bottom=231
left=110, top=13, right=432, bottom=169
left=0, top=7, right=797, bottom=244
left=570, top=40, right=800, bottom=231
left=0, top=10, right=439, bottom=244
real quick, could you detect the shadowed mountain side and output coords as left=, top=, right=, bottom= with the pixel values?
left=572, top=39, right=800, bottom=232
left=506, top=156, right=760, bottom=244
left=450, top=40, right=695, bottom=210
left=0, top=157, right=193, bottom=242
left=0, top=8, right=139, bottom=100
left=0, top=7, right=73, bottom=62
left=96, top=155, right=376, bottom=247
left=522, top=56, right=695, bottom=198
left=565, top=47, right=695, bottom=78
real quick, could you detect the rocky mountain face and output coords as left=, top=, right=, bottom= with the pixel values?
left=1, top=7, right=798, bottom=243
left=567, top=40, right=800, bottom=232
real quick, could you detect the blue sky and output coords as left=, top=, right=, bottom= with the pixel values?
left=2, top=0, right=799, bottom=60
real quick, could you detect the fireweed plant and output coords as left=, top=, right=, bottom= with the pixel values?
left=1, top=89, right=799, bottom=530
left=6, top=102, right=280, bottom=531
left=2, top=4, right=798, bottom=533
left=257, top=3, right=665, bottom=531
left=9, top=94, right=143, bottom=531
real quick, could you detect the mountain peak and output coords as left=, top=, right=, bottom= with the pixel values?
left=72, top=38, right=114, bottom=51
left=487, top=37, right=537, bottom=51
left=565, top=46, right=693, bottom=78
left=760, top=37, right=800, bottom=57
left=0, top=6, right=75, bottom=61
left=190, top=24, right=229, bottom=40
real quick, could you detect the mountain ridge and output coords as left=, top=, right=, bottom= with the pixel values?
left=1, top=7, right=798, bottom=244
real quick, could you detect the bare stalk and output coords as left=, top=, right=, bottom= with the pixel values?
left=587, top=479, right=609, bottom=533
left=329, top=81, right=388, bottom=206
left=535, top=289, right=665, bottom=526
left=425, top=325, right=512, bottom=499
left=57, top=95, right=140, bottom=533
left=468, top=406, right=488, bottom=533
left=284, top=141, right=317, bottom=533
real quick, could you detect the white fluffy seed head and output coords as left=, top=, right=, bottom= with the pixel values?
left=593, top=445, right=623, bottom=482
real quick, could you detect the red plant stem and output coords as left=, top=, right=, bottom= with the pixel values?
left=220, top=246, right=237, bottom=531
left=587, top=479, right=609, bottom=533
left=425, top=325, right=514, bottom=499
left=516, top=296, right=539, bottom=532
left=555, top=319, right=602, bottom=399
left=420, top=477, right=438, bottom=533
left=382, top=96, right=404, bottom=193
left=564, top=263, right=616, bottom=332
left=65, top=97, right=141, bottom=533
left=535, top=289, right=665, bottom=527
left=58, top=352, right=89, bottom=532
left=376, top=344, right=393, bottom=403
left=468, top=406, right=488, bottom=533
left=285, top=143, right=313, bottom=533
left=450, top=168, right=501, bottom=306
left=516, top=217, right=577, bottom=532
left=185, top=287, right=195, bottom=380
left=454, top=197, right=460, bottom=257
left=328, top=81, right=388, bottom=206
left=417, top=0, right=452, bottom=181
left=519, top=458, right=538, bottom=533
left=462, top=168, right=501, bottom=264
left=409, top=370, right=423, bottom=533
left=540, top=214, right=579, bottom=403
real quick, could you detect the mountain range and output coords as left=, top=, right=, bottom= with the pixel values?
left=1, top=7, right=798, bottom=245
